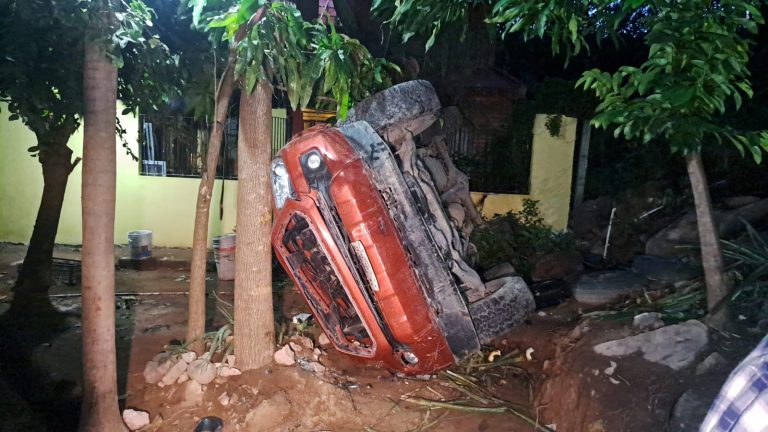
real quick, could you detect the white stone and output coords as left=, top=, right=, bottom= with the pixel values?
left=308, top=361, right=326, bottom=374
left=160, top=359, right=188, bottom=386
left=695, top=352, right=727, bottom=375
left=318, top=333, right=331, bottom=347
left=218, top=392, right=230, bottom=406
left=274, top=344, right=296, bottom=366
left=289, top=341, right=303, bottom=352
left=122, top=409, right=150, bottom=431
left=176, top=372, right=189, bottom=384
left=219, top=366, right=242, bottom=377
left=180, top=351, right=197, bottom=364
left=290, top=335, right=314, bottom=350
left=633, top=312, right=664, bottom=329
left=176, top=380, right=204, bottom=407
left=594, top=320, right=708, bottom=370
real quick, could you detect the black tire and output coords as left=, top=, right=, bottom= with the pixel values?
left=339, top=80, right=441, bottom=136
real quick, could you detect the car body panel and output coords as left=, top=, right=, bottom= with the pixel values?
left=272, top=125, right=455, bottom=373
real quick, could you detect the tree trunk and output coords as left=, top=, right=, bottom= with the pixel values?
left=12, top=134, right=79, bottom=312
left=234, top=79, right=275, bottom=370
left=78, top=27, right=127, bottom=432
left=186, top=55, right=237, bottom=352
left=186, top=8, right=266, bottom=351
left=685, top=152, right=728, bottom=327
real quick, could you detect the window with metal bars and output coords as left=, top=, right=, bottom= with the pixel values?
left=139, top=109, right=289, bottom=179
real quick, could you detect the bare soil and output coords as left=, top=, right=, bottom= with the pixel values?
left=0, top=243, right=748, bottom=432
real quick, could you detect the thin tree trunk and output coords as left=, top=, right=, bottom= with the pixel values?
left=186, top=8, right=267, bottom=352
left=186, top=55, right=237, bottom=352
left=234, top=79, right=275, bottom=370
left=685, top=152, right=728, bottom=327
left=78, top=28, right=127, bottom=432
left=12, top=136, right=80, bottom=311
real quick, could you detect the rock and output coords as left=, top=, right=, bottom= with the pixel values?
left=289, top=335, right=314, bottom=350
left=274, top=344, right=296, bottom=366
left=695, top=352, right=727, bottom=375
left=572, top=271, right=649, bottom=305
left=482, top=262, right=517, bottom=280
left=531, top=251, right=584, bottom=282
left=122, top=409, right=150, bottom=431
left=143, top=358, right=172, bottom=385
left=632, top=312, right=664, bottom=330
left=289, top=341, right=303, bottom=352
left=669, top=387, right=720, bottom=432
left=468, top=276, right=535, bottom=344
left=143, top=361, right=163, bottom=385
left=160, top=358, right=188, bottom=386
left=173, top=380, right=204, bottom=408
left=218, top=392, right=230, bottom=406
left=176, top=372, right=189, bottom=384
left=571, top=196, right=613, bottom=236
left=244, top=392, right=292, bottom=432
left=647, top=199, right=768, bottom=257
left=317, top=333, right=331, bottom=347
left=218, top=366, right=242, bottom=377
left=632, top=255, right=702, bottom=282
left=180, top=351, right=197, bottom=364
left=594, top=320, right=708, bottom=370
left=718, top=197, right=768, bottom=238
left=645, top=212, right=702, bottom=257
left=723, top=195, right=760, bottom=209
left=300, top=360, right=326, bottom=374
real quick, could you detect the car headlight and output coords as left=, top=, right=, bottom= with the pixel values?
left=271, top=157, right=294, bottom=209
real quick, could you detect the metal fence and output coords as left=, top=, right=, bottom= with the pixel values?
left=140, top=111, right=290, bottom=179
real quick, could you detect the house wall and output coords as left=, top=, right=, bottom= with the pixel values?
left=0, top=106, right=266, bottom=247
left=471, top=114, right=577, bottom=231
left=0, top=108, right=575, bottom=248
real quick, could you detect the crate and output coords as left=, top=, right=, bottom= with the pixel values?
left=17, top=258, right=82, bottom=286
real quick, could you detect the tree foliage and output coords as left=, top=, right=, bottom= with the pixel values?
left=190, top=0, right=398, bottom=117
left=376, top=0, right=768, bottom=162
left=0, top=0, right=178, bottom=152
left=0, top=0, right=85, bottom=143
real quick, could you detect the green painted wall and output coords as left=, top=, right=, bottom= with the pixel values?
left=1, top=108, right=574, bottom=247
left=0, top=106, right=287, bottom=247
left=471, top=114, right=577, bottom=231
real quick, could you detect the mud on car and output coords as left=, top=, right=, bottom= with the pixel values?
left=271, top=81, right=535, bottom=374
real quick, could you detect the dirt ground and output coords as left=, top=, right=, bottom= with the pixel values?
left=0, top=243, right=753, bottom=432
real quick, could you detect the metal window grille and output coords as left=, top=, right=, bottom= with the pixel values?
left=139, top=112, right=290, bottom=179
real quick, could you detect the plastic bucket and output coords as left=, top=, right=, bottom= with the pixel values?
left=213, top=233, right=236, bottom=281
left=128, top=230, right=153, bottom=259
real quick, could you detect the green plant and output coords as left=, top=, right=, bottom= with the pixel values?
left=471, top=199, right=575, bottom=279
left=722, top=221, right=768, bottom=306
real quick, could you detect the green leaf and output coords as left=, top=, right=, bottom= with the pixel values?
left=425, top=25, right=439, bottom=51
left=568, top=15, right=577, bottom=42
